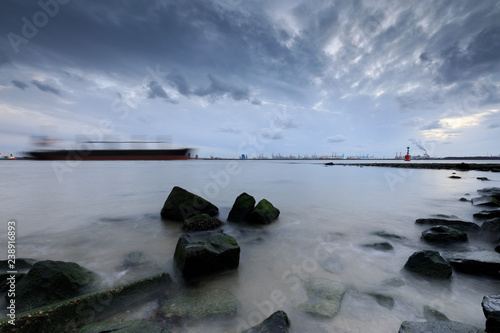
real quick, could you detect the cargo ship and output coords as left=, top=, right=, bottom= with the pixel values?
left=25, top=138, right=193, bottom=161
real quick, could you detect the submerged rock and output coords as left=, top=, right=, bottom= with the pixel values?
left=403, top=251, right=452, bottom=279
left=182, top=213, right=222, bottom=231
left=371, top=231, right=407, bottom=241
left=362, top=242, right=394, bottom=251
left=243, top=310, right=290, bottom=333
left=368, top=293, right=394, bottom=309
left=478, top=177, right=490, bottom=181
left=398, top=320, right=485, bottom=333
left=79, top=320, right=170, bottom=333
left=481, top=218, right=500, bottom=233
left=161, top=186, right=219, bottom=221
left=449, top=175, right=461, bottom=179
left=415, top=218, right=480, bottom=232
left=174, top=230, right=240, bottom=278
left=11, top=260, right=97, bottom=312
left=423, top=305, right=449, bottom=321
left=228, top=192, right=256, bottom=222
left=319, top=257, right=344, bottom=274
left=421, top=226, right=468, bottom=247
left=247, top=199, right=280, bottom=224
left=482, top=294, right=500, bottom=333
left=444, top=250, right=500, bottom=278
left=121, top=251, right=153, bottom=269
left=297, top=278, right=348, bottom=318
left=152, top=289, right=238, bottom=324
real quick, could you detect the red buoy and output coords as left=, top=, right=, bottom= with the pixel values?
left=404, top=146, right=411, bottom=161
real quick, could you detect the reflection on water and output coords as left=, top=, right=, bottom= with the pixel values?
left=1, top=160, right=499, bottom=332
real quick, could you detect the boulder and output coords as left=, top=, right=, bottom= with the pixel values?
left=444, top=250, right=500, bottom=278
left=0, top=258, right=36, bottom=271
left=423, top=305, right=449, bottom=321
left=403, top=251, right=452, bottom=279
left=421, top=226, right=468, bottom=247
left=297, top=278, right=348, bottom=318
left=459, top=197, right=469, bottom=202
left=152, top=288, right=238, bottom=324
left=398, top=320, right=485, bottom=333
left=79, top=320, right=170, bottom=333
left=482, top=294, right=500, bottom=333
left=228, top=192, right=256, bottom=222
left=415, top=218, right=480, bottom=232
left=481, top=218, right=500, bottom=233
left=121, top=251, right=152, bottom=269
left=449, top=175, right=461, bottom=179
left=0, top=272, right=26, bottom=292
left=174, top=230, right=240, bottom=278
left=478, top=177, right=490, bottom=181
left=243, top=310, right=290, bottom=333
left=161, top=186, right=218, bottom=221
left=0, top=272, right=173, bottom=333
left=247, top=199, right=280, bottom=224
left=474, top=210, right=500, bottom=220
left=182, top=213, right=222, bottom=231
left=362, top=242, right=394, bottom=251
left=472, top=195, right=500, bottom=207
left=10, top=260, right=97, bottom=312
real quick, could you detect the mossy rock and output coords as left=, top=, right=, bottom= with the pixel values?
left=243, top=310, right=290, bottom=333
left=182, top=213, right=222, bottom=231
left=404, top=251, right=452, bottom=279
left=247, top=199, right=280, bottom=224
left=161, top=186, right=219, bottom=221
left=174, top=230, right=240, bottom=278
left=228, top=192, right=256, bottom=222
left=0, top=258, right=37, bottom=272
left=152, top=288, right=238, bottom=324
left=421, top=226, right=468, bottom=247
left=399, top=320, right=485, bottom=332
left=11, top=260, right=98, bottom=312
left=298, top=278, right=348, bottom=318
left=79, top=320, right=170, bottom=332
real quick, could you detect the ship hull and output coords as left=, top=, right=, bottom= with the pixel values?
left=26, top=149, right=192, bottom=161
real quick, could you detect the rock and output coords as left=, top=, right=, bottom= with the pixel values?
left=174, top=230, right=240, bottom=278
left=481, top=218, right=500, bottom=233
left=319, top=257, right=344, bottom=274
left=368, top=293, right=394, bottom=309
left=182, top=213, right=222, bottom=231
left=482, top=294, right=500, bottom=333
left=478, top=188, right=500, bottom=196
left=478, top=177, right=490, bottom=181
left=243, top=310, right=290, bottom=333
left=371, top=231, right=407, bottom=241
left=421, top=226, right=468, bottom=247
left=474, top=210, right=500, bottom=220
left=152, top=289, right=238, bottom=324
left=444, top=250, right=500, bottom=278
left=297, top=278, right=348, bottom=318
left=456, top=163, right=470, bottom=171
left=161, top=186, right=219, bottom=221
left=472, top=196, right=500, bottom=207
left=121, top=251, right=152, bottom=269
left=403, top=251, right=452, bottom=279
left=79, top=320, right=170, bottom=333
left=415, top=218, right=480, bottom=232
left=362, top=242, right=394, bottom=251
left=0, top=272, right=26, bottom=292
left=398, top=320, right=485, bottom=332
left=449, top=175, right=461, bottom=179
left=247, top=199, right=280, bottom=224
left=228, top=192, right=256, bottom=222
left=0, top=272, right=173, bottom=333
left=10, top=260, right=97, bottom=312
left=423, top=305, right=449, bottom=321
left=382, top=277, right=405, bottom=287
left=459, top=197, right=469, bottom=202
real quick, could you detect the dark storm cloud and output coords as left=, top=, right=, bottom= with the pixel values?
left=31, top=80, right=60, bottom=96
left=145, top=80, right=177, bottom=103
left=12, top=80, right=28, bottom=90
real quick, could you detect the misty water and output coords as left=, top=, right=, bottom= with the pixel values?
left=1, top=159, right=499, bottom=332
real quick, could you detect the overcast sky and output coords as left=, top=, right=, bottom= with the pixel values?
left=1, top=0, right=499, bottom=158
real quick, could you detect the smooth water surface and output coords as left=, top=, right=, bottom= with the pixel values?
left=1, top=160, right=498, bottom=332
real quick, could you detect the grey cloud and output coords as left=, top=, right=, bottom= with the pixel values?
left=146, top=81, right=177, bottom=103
left=31, top=80, right=61, bottom=96
left=166, top=73, right=191, bottom=96
left=487, top=123, right=500, bottom=129
left=419, top=120, right=442, bottom=130
left=194, top=74, right=251, bottom=102
left=327, top=135, right=346, bottom=143
left=12, top=80, right=28, bottom=90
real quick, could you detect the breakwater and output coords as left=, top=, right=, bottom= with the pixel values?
left=325, top=162, right=500, bottom=172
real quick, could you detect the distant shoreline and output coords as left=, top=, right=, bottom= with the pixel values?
left=325, top=162, right=500, bottom=172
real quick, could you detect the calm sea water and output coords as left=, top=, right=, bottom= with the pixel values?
left=1, top=159, right=499, bottom=332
